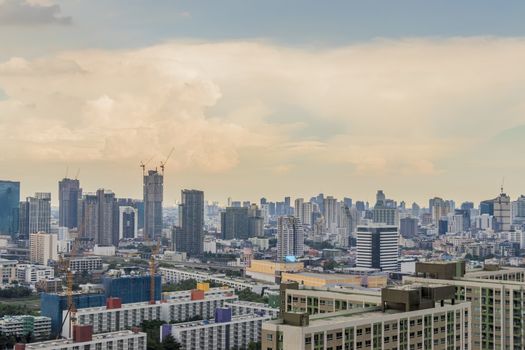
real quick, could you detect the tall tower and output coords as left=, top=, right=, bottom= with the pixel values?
left=277, top=216, right=304, bottom=261
left=143, top=170, right=163, bottom=241
left=0, top=180, right=20, bottom=238
left=59, top=178, right=81, bottom=229
left=176, top=190, right=204, bottom=256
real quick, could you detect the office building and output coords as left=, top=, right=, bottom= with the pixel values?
left=29, top=232, right=58, bottom=264
left=19, top=192, right=51, bottom=239
left=277, top=216, right=304, bottom=261
left=143, top=169, right=163, bottom=240
left=161, top=309, right=272, bottom=350
left=78, top=193, right=98, bottom=241
left=0, top=180, right=20, bottom=237
left=356, top=224, right=399, bottom=272
left=59, top=178, right=81, bottom=229
left=405, top=261, right=525, bottom=349
left=262, top=285, right=470, bottom=350
left=25, top=327, right=146, bottom=350
left=0, top=315, right=51, bottom=340
left=399, top=217, right=418, bottom=238
left=323, top=196, right=338, bottom=232
left=372, top=190, right=398, bottom=226
left=102, top=275, right=161, bottom=304
left=176, top=190, right=204, bottom=256
left=119, top=206, right=138, bottom=239
left=221, top=207, right=249, bottom=240
left=78, top=190, right=117, bottom=246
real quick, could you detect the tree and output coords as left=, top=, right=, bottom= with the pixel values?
left=236, top=288, right=267, bottom=303
left=248, top=341, right=261, bottom=350
left=323, top=259, right=338, bottom=271
left=161, top=335, right=181, bottom=350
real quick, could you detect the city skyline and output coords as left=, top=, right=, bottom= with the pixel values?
left=1, top=1, right=525, bottom=206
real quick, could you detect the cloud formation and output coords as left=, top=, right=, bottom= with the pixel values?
left=0, top=0, right=71, bottom=26
left=1, top=38, right=525, bottom=201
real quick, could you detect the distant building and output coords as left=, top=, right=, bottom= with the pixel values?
left=0, top=315, right=51, bottom=340
left=29, top=232, right=58, bottom=265
left=277, top=216, right=304, bottom=261
left=102, top=275, right=161, bottom=304
left=399, top=217, right=418, bottom=238
left=78, top=190, right=117, bottom=246
left=372, top=190, right=397, bottom=226
left=16, top=264, right=54, bottom=284
left=143, top=169, right=163, bottom=240
left=221, top=207, right=249, bottom=240
left=176, top=190, right=204, bottom=256
left=356, top=224, right=399, bottom=272
left=119, top=206, right=138, bottom=239
left=493, top=191, right=511, bottom=232
left=58, top=178, right=81, bottom=229
left=0, top=180, right=20, bottom=237
left=68, top=256, right=103, bottom=273
left=19, top=192, right=51, bottom=239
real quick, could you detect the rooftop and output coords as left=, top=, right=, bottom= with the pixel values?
left=25, top=330, right=144, bottom=348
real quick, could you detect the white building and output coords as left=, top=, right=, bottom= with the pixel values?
left=203, top=235, right=217, bottom=254
left=161, top=312, right=272, bottom=350
left=26, top=329, right=146, bottom=350
left=277, top=216, right=304, bottom=261
left=16, top=264, right=54, bottom=284
left=93, top=244, right=116, bottom=256
left=356, top=224, right=399, bottom=272
left=68, top=256, right=103, bottom=273
left=63, top=288, right=238, bottom=338
left=224, top=300, right=279, bottom=319
left=29, top=232, right=58, bottom=264
left=248, top=237, right=270, bottom=251
left=0, top=315, right=51, bottom=340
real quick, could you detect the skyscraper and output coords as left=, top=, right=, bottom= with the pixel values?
left=0, top=180, right=20, bottom=237
left=176, top=190, right=204, bottom=256
left=399, top=217, right=418, bottom=238
left=143, top=169, right=163, bottom=241
left=493, top=191, right=511, bottom=232
left=96, top=189, right=115, bottom=246
left=78, top=193, right=98, bottom=241
left=58, top=178, right=81, bottom=229
left=221, top=207, right=249, bottom=240
left=29, top=232, right=58, bottom=264
left=356, top=224, right=399, bottom=272
left=119, top=206, right=138, bottom=240
left=372, top=190, right=397, bottom=226
left=322, top=196, right=338, bottom=232
left=277, top=216, right=304, bottom=261
left=20, top=192, right=51, bottom=238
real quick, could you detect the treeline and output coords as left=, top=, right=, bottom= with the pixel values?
left=0, top=286, right=32, bottom=298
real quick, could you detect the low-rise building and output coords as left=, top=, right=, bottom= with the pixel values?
left=68, top=256, right=103, bottom=273
left=161, top=309, right=272, bottom=350
left=280, top=272, right=387, bottom=289
left=16, top=264, right=54, bottom=284
left=0, top=315, right=51, bottom=340
left=224, top=300, right=280, bottom=319
left=25, top=327, right=146, bottom=350
left=246, top=259, right=304, bottom=283
left=0, top=258, right=17, bottom=284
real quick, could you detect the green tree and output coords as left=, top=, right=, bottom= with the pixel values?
left=161, top=335, right=181, bottom=350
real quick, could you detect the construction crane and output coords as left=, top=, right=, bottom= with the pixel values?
left=160, top=147, right=175, bottom=174
left=140, top=155, right=155, bottom=175
left=57, top=239, right=79, bottom=339
left=149, top=238, right=161, bottom=304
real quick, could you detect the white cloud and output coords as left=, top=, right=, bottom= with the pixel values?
left=0, top=0, right=71, bottom=26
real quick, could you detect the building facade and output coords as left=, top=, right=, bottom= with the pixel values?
left=176, top=190, right=204, bottom=256
left=277, top=216, right=304, bottom=261
left=59, top=178, right=81, bottom=229
left=143, top=169, right=163, bottom=241
left=356, top=224, right=399, bottom=272
left=0, top=180, right=20, bottom=237
left=29, top=232, right=58, bottom=265
left=0, top=315, right=51, bottom=340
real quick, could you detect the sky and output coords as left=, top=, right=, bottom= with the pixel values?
left=1, top=0, right=525, bottom=206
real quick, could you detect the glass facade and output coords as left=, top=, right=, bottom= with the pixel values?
left=0, top=180, right=20, bottom=237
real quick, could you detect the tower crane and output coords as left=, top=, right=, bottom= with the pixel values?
left=160, top=147, right=175, bottom=175
left=149, top=238, right=161, bottom=304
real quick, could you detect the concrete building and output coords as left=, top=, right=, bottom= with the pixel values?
left=0, top=258, right=17, bottom=284
left=177, top=189, right=204, bottom=256
left=220, top=207, right=250, bottom=240
left=0, top=315, right=51, bottom=340
left=246, top=260, right=304, bottom=283
left=143, top=169, right=163, bottom=241
left=224, top=300, right=280, bottom=319
left=277, top=216, right=304, bottom=261
left=493, top=191, right=511, bottom=232
left=29, top=232, right=58, bottom=264
left=405, top=261, right=525, bottom=349
left=356, top=224, right=399, bottom=272
left=26, top=328, right=146, bottom=350
left=161, top=310, right=272, bottom=350
left=263, top=284, right=470, bottom=350
left=19, top=192, right=51, bottom=239
left=399, top=217, right=418, bottom=238
left=59, top=178, right=81, bottom=229
left=68, top=256, right=103, bottom=273
left=280, top=272, right=387, bottom=289
left=119, top=206, right=138, bottom=239
left=16, top=264, right=54, bottom=284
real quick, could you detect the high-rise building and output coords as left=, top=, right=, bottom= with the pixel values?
left=119, top=206, right=138, bottom=239
left=176, top=190, right=204, bottom=256
left=96, top=189, right=115, bottom=246
left=221, top=207, right=249, bottom=240
left=20, top=193, right=52, bottom=239
left=294, top=198, right=313, bottom=227
left=372, top=190, right=398, bottom=225
left=277, top=216, right=304, bottom=261
left=322, top=196, right=338, bottom=232
left=58, top=178, right=81, bottom=229
left=356, top=224, right=399, bottom=271
left=399, top=217, right=418, bottom=238
left=30, top=232, right=58, bottom=264
left=0, top=180, right=20, bottom=237
left=143, top=169, right=163, bottom=240
left=78, top=193, right=98, bottom=241
left=493, top=191, right=511, bottom=232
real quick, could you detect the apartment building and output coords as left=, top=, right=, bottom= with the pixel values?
left=404, top=261, right=525, bottom=349
left=262, top=285, right=471, bottom=350
left=161, top=308, right=272, bottom=350
left=68, top=256, right=103, bottom=273
left=0, top=258, right=16, bottom=284
left=224, top=300, right=280, bottom=319
left=16, top=264, right=54, bottom=284
left=0, top=315, right=51, bottom=340
left=63, top=288, right=238, bottom=338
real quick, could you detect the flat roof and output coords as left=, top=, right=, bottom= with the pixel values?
left=25, top=331, right=145, bottom=348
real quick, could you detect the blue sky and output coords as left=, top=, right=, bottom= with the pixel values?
left=1, top=0, right=525, bottom=204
